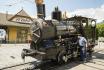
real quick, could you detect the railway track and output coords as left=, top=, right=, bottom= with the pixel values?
left=1, top=49, right=103, bottom=70
left=0, top=61, right=37, bottom=70
left=0, top=60, right=64, bottom=70
left=0, top=59, right=79, bottom=70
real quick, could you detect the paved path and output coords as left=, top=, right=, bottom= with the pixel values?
left=0, top=44, right=37, bottom=69
left=0, top=42, right=104, bottom=70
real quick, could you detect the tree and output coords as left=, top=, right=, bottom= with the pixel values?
left=97, top=23, right=104, bottom=37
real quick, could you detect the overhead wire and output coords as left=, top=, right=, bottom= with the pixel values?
left=25, top=0, right=35, bottom=4
left=0, top=0, right=28, bottom=7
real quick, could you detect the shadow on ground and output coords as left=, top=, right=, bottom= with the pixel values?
left=54, top=50, right=104, bottom=70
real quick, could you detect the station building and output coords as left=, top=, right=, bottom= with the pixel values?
left=0, top=9, right=33, bottom=43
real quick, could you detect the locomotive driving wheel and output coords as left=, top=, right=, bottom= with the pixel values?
left=57, top=51, right=69, bottom=64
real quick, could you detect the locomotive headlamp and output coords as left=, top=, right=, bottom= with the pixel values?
left=82, top=19, right=87, bottom=27
left=82, top=22, right=87, bottom=27
left=91, top=21, right=96, bottom=27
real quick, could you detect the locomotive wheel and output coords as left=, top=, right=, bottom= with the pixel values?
left=30, top=41, right=36, bottom=49
left=57, top=51, right=69, bottom=64
left=62, top=55, right=68, bottom=62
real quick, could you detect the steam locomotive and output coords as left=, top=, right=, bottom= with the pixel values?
left=21, top=17, right=97, bottom=63
left=21, top=2, right=98, bottom=66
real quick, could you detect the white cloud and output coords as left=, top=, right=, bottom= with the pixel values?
left=45, top=11, right=71, bottom=20
left=45, top=15, right=51, bottom=20
left=45, top=4, right=104, bottom=23
left=62, top=11, right=71, bottom=18
left=69, top=4, right=104, bottom=23
left=101, top=4, right=104, bottom=9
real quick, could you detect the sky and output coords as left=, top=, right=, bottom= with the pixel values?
left=0, top=0, right=104, bottom=22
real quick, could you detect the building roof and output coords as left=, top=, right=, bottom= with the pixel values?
left=0, top=21, right=30, bottom=27
left=9, top=9, right=32, bottom=21
left=0, top=9, right=34, bottom=27
left=15, top=9, right=30, bottom=17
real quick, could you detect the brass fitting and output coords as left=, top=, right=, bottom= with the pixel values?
left=35, top=0, right=43, bottom=4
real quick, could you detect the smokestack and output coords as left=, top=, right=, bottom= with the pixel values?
left=36, top=4, right=45, bottom=19
left=35, top=0, right=45, bottom=19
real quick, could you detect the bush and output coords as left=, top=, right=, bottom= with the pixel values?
left=97, top=23, right=104, bottom=37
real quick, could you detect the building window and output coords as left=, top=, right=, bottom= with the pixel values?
left=17, top=28, right=28, bottom=43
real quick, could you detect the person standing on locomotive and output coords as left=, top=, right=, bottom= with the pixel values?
left=78, top=35, right=87, bottom=61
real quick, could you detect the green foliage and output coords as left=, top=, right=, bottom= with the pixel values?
left=97, top=23, right=104, bottom=37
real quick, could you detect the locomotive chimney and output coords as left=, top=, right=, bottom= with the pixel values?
left=35, top=0, right=46, bottom=19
